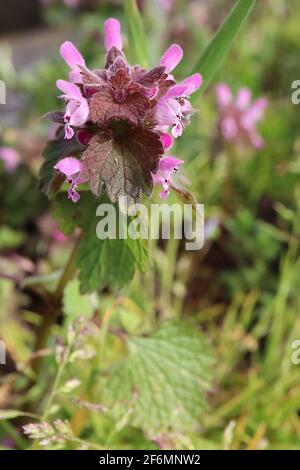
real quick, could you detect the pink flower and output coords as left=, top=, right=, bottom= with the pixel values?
left=158, top=0, right=174, bottom=12
left=104, top=18, right=123, bottom=51
left=215, top=83, right=268, bottom=149
left=60, top=41, right=86, bottom=84
left=159, top=44, right=183, bottom=75
left=37, top=212, right=68, bottom=244
left=56, top=79, right=89, bottom=139
left=160, top=133, right=173, bottom=150
left=152, top=156, right=184, bottom=199
left=64, top=0, right=80, bottom=8
left=156, top=73, right=202, bottom=138
left=54, top=157, right=84, bottom=202
left=0, top=147, right=20, bottom=172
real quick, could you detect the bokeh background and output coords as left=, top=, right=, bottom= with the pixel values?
left=1, top=0, right=300, bottom=450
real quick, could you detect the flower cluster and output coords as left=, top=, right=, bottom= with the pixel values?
left=23, top=420, right=74, bottom=447
left=215, top=83, right=268, bottom=149
left=48, top=18, right=202, bottom=203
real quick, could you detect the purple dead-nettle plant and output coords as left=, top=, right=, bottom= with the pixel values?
left=46, top=18, right=202, bottom=204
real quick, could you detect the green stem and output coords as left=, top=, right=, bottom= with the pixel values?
left=160, top=237, right=180, bottom=320
left=71, top=437, right=105, bottom=450
left=32, top=236, right=80, bottom=375
left=42, top=341, right=73, bottom=421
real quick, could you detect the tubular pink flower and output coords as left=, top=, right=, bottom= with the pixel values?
left=54, top=157, right=84, bottom=203
left=60, top=41, right=85, bottom=83
left=181, top=73, right=203, bottom=94
left=57, top=79, right=89, bottom=139
left=159, top=44, right=183, bottom=73
left=156, top=74, right=202, bottom=138
left=104, top=18, right=123, bottom=51
left=160, top=133, right=173, bottom=150
left=152, top=156, right=183, bottom=199
left=0, top=147, right=20, bottom=172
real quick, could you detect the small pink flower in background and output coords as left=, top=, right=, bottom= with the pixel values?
left=37, top=212, right=68, bottom=244
left=158, top=0, right=174, bottom=13
left=215, top=83, right=268, bottom=149
left=54, top=157, right=85, bottom=202
left=0, top=147, right=20, bottom=172
left=64, top=0, right=80, bottom=8
left=152, top=156, right=184, bottom=199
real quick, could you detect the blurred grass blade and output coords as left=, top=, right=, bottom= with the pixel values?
left=125, top=0, right=149, bottom=68
left=192, top=0, right=256, bottom=95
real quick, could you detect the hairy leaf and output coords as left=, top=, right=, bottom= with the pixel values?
left=82, top=126, right=163, bottom=204
left=102, top=321, right=214, bottom=433
left=53, top=192, right=148, bottom=293
left=89, top=88, right=149, bottom=126
left=52, top=191, right=95, bottom=235
left=77, top=233, right=136, bottom=294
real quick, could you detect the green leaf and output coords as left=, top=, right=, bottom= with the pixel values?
left=0, top=226, right=24, bottom=250
left=125, top=0, right=149, bottom=67
left=192, top=0, right=256, bottom=94
left=77, top=235, right=136, bottom=294
left=0, top=410, right=38, bottom=420
left=126, top=237, right=148, bottom=273
left=52, top=192, right=148, bottom=294
left=52, top=191, right=96, bottom=235
left=0, top=410, right=22, bottom=420
left=102, top=321, right=214, bottom=433
left=39, top=138, right=84, bottom=196
left=63, top=279, right=95, bottom=319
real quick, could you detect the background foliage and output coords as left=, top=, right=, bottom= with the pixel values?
left=1, top=0, right=300, bottom=450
